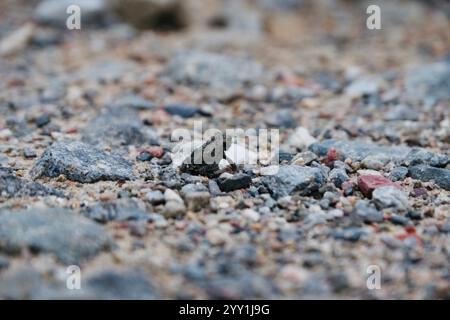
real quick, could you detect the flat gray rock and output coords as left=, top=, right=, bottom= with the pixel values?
left=0, top=208, right=113, bottom=264
left=30, top=141, right=134, bottom=183
left=409, top=165, right=450, bottom=191
left=0, top=167, right=63, bottom=198
left=261, top=165, right=327, bottom=199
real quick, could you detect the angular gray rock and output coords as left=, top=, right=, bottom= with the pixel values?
left=30, top=141, right=134, bottom=183
left=0, top=167, right=63, bottom=198
left=409, top=165, right=450, bottom=191
left=261, top=165, right=327, bottom=199
left=372, top=186, right=409, bottom=211
left=402, top=148, right=449, bottom=168
left=0, top=208, right=112, bottom=264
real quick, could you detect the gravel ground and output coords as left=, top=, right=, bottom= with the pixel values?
left=0, top=0, right=449, bottom=299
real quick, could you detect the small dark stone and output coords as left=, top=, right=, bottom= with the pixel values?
left=35, top=114, right=51, bottom=128
left=180, top=133, right=230, bottom=178
left=278, top=151, right=294, bottom=163
left=217, top=173, right=252, bottom=192
left=407, top=211, right=422, bottom=220
left=208, top=179, right=222, bottom=196
left=391, top=214, right=411, bottom=226
left=329, top=168, right=349, bottom=188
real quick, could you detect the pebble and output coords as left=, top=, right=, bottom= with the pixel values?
left=372, top=186, right=410, bottom=211
left=0, top=208, right=112, bottom=264
left=23, top=147, right=37, bottom=159
left=35, top=114, right=51, bottom=128
left=283, top=127, right=317, bottom=152
left=290, top=151, right=317, bottom=165
left=30, top=141, right=134, bottom=183
left=329, top=168, right=349, bottom=188
left=163, top=189, right=186, bottom=217
left=354, top=200, right=384, bottom=223
left=408, top=165, right=450, bottom=191
left=181, top=184, right=211, bottom=211
left=358, top=175, right=401, bottom=198
left=261, top=165, right=327, bottom=199
left=217, top=173, right=252, bottom=192
left=390, top=166, right=408, bottom=182
left=146, top=190, right=165, bottom=205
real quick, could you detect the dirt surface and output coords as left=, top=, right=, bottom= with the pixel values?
left=0, top=0, right=449, bottom=299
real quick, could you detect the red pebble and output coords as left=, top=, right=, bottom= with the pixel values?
left=358, top=175, right=401, bottom=198
left=323, top=148, right=339, bottom=166
left=140, top=146, right=164, bottom=158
